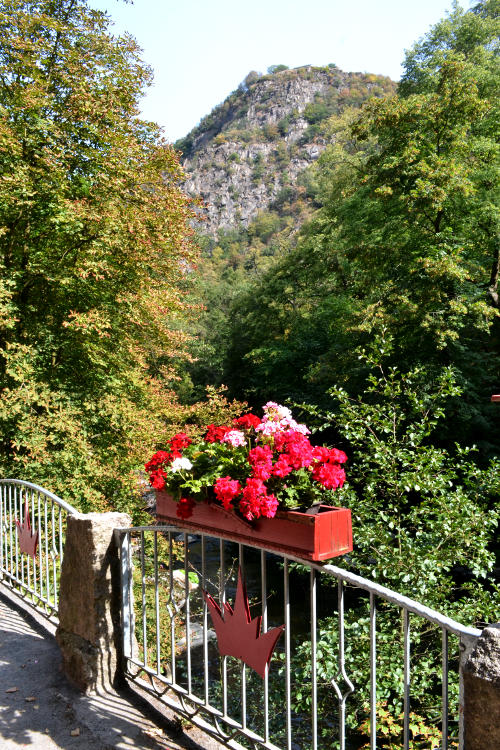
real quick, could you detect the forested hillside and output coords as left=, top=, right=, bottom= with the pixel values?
left=180, top=2, right=500, bottom=458
left=174, top=65, right=396, bottom=399
left=176, top=65, right=395, bottom=235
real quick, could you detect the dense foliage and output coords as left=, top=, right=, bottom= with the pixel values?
left=213, top=1, right=500, bottom=452
left=0, top=0, right=243, bottom=514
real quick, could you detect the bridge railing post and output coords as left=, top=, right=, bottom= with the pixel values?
left=462, top=623, right=500, bottom=749
left=55, top=511, right=131, bottom=693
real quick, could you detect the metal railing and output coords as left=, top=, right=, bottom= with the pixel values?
left=0, top=479, right=77, bottom=622
left=116, top=524, right=481, bottom=750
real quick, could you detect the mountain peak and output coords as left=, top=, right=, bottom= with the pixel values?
left=176, top=65, right=395, bottom=236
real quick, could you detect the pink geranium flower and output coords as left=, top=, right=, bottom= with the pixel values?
left=221, top=430, right=246, bottom=448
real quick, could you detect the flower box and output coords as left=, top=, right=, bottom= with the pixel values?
left=156, top=491, right=352, bottom=562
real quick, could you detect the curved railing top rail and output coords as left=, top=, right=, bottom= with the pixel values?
left=322, top=562, right=482, bottom=638
left=0, top=478, right=78, bottom=516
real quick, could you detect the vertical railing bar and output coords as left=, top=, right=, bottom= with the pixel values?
left=442, top=627, right=449, bottom=750
left=14, top=486, right=20, bottom=583
left=26, top=489, right=33, bottom=593
left=59, top=504, right=63, bottom=561
left=370, top=592, right=377, bottom=750
left=3, top=483, right=6, bottom=577
left=403, top=609, right=410, bottom=750
left=261, top=549, right=270, bottom=744
left=37, top=491, right=42, bottom=600
left=57, top=505, right=63, bottom=603
left=2, top=483, right=6, bottom=573
left=8, top=484, right=13, bottom=573
left=239, top=543, right=247, bottom=731
left=120, top=530, right=132, bottom=660
left=20, top=487, right=25, bottom=588
left=169, top=533, right=176, bottom=684
left=38, top=493, right=43, bottom=597
left=51, top=501, right=57, bottom=608
left=44, top=496, right=49, bottom=607
left=311, top=567, right=318, bottom=750
left=128, top=532, right=135, bottom=661
left=202, top=534, right=209, bottom=706
left=184, top=533, right=192, bottom=695
left=141, top=530, right=147, bottom=667
left=338, top=579, right=346, bottom=750
left=154, top=531, right=161, bottom=675
left=32, top=490, right=37, bottom=590
left=220, top=537, right=228, bottom=718
left=284, top=557, right=291, bottom=750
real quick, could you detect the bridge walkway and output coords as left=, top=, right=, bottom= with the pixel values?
left=0, top=585, right=222, bottom=750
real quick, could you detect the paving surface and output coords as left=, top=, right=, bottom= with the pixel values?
left=0, top=584, right=224, bottom=750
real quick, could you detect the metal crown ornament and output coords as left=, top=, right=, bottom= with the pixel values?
left=15, top=500, right=39, bottom=558
left=203, top=568, right=284, bottom=679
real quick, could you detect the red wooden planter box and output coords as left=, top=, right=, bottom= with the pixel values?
left=156, top=492, right=352, bottom=562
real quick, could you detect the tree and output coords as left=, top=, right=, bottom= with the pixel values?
left=0, top=0, right=198, bottom=512
left=224, top=2, right=500, bottom=447
left=288, top=335, right=500, bottom=746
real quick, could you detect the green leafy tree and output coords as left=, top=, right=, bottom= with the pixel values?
left=0, top=0, right=199, bottom=512
left=225, top=2, right=500, bottom=447
left=288, top=334, right=500, bottom=746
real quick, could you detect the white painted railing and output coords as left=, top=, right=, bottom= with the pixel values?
left=0, top=479, right=77, bottom=622
left=116, top=523, right=481, bottom=750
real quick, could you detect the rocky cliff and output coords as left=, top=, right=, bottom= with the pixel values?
left=176, top=65, right=395, bottom=236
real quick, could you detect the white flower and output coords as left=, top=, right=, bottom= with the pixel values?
left=170, top=457, right=193, bottom=473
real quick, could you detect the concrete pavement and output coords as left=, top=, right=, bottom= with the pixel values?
left=0, top=584, right=224, bottom=750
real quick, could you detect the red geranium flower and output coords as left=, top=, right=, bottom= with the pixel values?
left=214, top=476, right=242, bottom=510
left=248, top=445, right=273, bottom=480
left=149, top=469, right=167, bottom=490
left=145, top=450, right=174, bottom=473
left=240, top=478, right=267, bottom=521
left=176, top=497, right=196, bottom=519
left=233, top=413, right=261, bottom=430
left=312, top=463, right=346, bottom=490
left=204, top=424, right=232, bottom=443
left=169, top=432, right=192, bottom=453
left=272, top=454, right=292, bottom=477
left=260, top=493, right=279, bottom=518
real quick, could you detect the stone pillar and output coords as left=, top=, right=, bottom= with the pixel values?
left=463, top=623, right=500, bottom=749
left=56, top=512, right=131, bottom=693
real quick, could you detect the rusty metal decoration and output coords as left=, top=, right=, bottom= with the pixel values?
left=203, top=567, right=284, bottom=679
left=15, top=499, right=39, bottom=558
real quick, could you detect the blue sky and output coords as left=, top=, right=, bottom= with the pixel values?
left=88, top=0, right=468, bottom=143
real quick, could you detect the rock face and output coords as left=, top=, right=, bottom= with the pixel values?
left=176, top=66, right=395, bottom=236
left=56, top=512, right=131, bottom=693
left=464, top=624, right=500, bottom=749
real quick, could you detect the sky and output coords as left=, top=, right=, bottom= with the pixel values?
left=88, top=0, right=467, bottom=144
